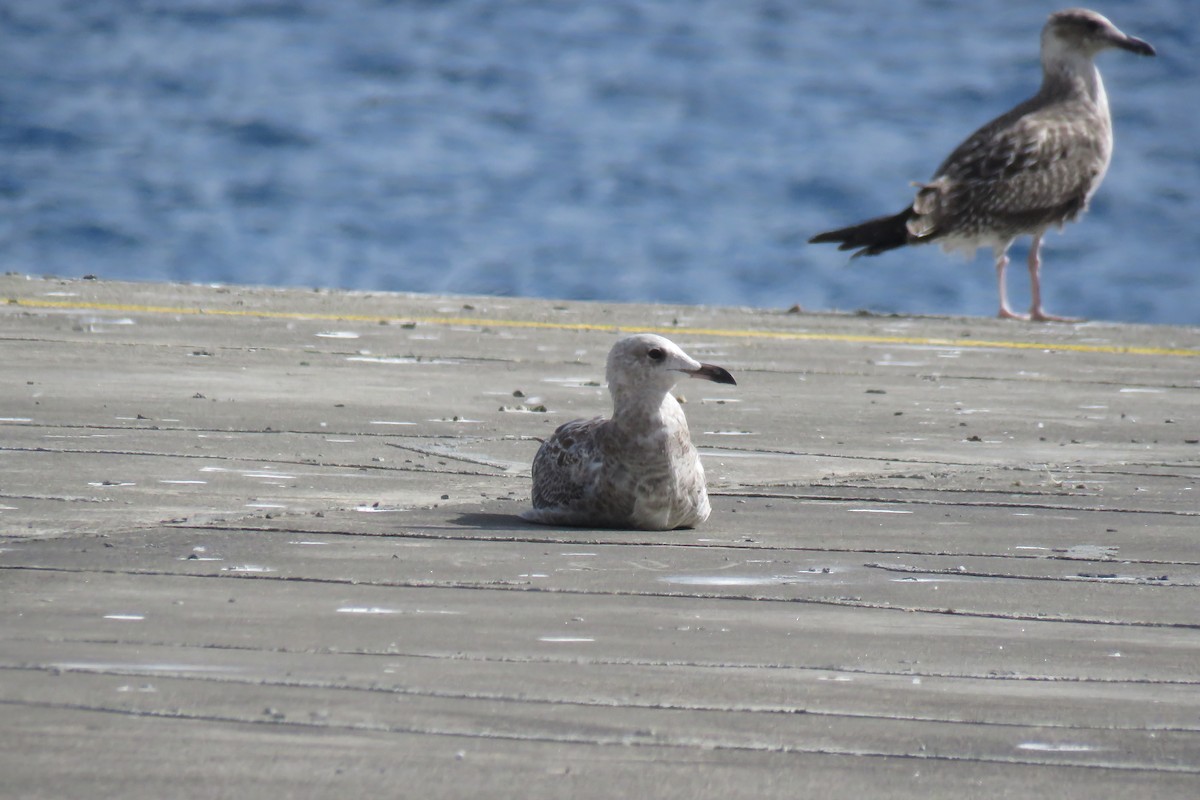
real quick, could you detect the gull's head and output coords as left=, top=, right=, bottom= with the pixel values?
left=1042, top=9, right=1156, bottom=61
left=605, top=334, right=736, bottom=397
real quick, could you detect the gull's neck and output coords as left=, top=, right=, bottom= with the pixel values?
left=610, top=384, right=681, bottom=429
left=1039, top=42, right=1109, bottom=116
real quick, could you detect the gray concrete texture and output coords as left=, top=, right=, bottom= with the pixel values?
left=1, top=274, right=1199, bottom=798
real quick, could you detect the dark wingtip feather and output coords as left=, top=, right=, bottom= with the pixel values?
left=809, top=207, right=917, bottom=258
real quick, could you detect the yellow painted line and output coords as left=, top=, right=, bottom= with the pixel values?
left=7, top=296, right=1200, bottom=358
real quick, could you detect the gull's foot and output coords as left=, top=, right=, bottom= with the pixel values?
left=1030, top=309, right=1084, bottom=323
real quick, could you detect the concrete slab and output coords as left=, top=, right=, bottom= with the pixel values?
left=2, top=275, right=1198, bottom=797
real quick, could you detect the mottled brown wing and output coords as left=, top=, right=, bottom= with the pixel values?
left=529, top=417, right=606, bottom=511
left=927, top=100, right=1106, bottom=229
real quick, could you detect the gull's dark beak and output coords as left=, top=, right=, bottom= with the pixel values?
left=689, top=363, right=737, bottom=386
left=1114, top=33, right=1155, bottom=56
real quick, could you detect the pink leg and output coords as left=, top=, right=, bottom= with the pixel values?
left=1027, top=233, right=1081, bottom=323
left=994, top=249, right=1026, bottom=320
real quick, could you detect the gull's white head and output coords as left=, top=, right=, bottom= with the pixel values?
left=1042, top=8, right=1156, bottom=62
left=605, top=334, right=736, bottom=398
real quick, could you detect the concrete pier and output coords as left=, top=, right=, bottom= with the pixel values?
left=2, top=274, right=1198, bottom=797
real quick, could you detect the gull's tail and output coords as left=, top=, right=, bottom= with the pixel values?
left=809, top=207, right=915, bottom=258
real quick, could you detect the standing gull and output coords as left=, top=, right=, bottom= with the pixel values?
left=809, top=8, right=1155, bottom=321
left=521, top=334, right=736, bottom=531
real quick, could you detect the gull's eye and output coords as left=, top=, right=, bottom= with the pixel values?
left=647, top=347, right=665, bottom=362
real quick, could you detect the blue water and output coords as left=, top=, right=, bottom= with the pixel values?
left=2, top=0, right=1196, bottom=324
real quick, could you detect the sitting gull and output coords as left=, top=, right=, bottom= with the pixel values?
left=809, top=8, right=1155, bottom=321
left=521, top=334, right=736, bottom=530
